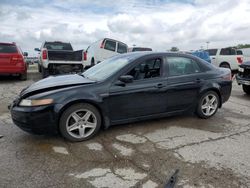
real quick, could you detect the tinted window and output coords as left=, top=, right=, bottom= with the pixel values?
left=104, top=40, right=116, bottom=51
left=117, top=43, right=127, bottom=54
left=0, top=44, right=18, bottom=53
left=127, top=58, right=161, bottom=80
left=237, top=50, right=243, bottom=55
left=167, top=57, right=201, bottom=76
left=132, top=47, right=152, bottom=52
left=206, top=49, right=217, bottom=56
left=44, top=42, right=73, bottom=50
left=220, top=48, right=236, bottom=55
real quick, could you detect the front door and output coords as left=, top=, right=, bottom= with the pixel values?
left=107, top=57, right=167, bottom=122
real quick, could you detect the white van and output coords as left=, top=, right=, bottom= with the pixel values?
left=83, top=38, right=128, bottom=68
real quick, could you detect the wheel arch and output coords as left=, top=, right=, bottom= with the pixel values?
left=219, top=61, right=231, bottom=69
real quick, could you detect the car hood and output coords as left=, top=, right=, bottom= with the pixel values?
left=21, top=74, right=95, bottom=97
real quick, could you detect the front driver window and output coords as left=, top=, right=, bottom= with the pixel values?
left=127, top=58, right=162, bottom=80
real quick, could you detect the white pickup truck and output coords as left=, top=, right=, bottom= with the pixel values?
left=35, top=41, right=84, bottom=78
left=206, top=48, right=243, bottom=72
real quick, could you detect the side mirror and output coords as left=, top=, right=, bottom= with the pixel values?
left=23, top=52, right=28, bottom=56
left=34, top=48, right=40, bottom=52
left=119, top=75, right=134, bottom=83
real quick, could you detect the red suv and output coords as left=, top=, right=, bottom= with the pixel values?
left=0, top=42, right=27, bottom=80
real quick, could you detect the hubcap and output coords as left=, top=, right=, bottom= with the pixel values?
left=66, top=109, right=97, bottom=139
left=201, top=94, right=218, bottom=116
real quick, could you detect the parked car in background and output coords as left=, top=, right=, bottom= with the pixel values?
left=236, top=61, right=250, bottom=94
left=0, top=42, right=28, bottom=80
left=83, top=38, right=128, bottom=68
left=35, top=41, right=84, bottom=78
left=205, top=47, right=243, bottom=72
left=10, top=52, right=232, bottom=141
left=128, top=47, right=152, bottom=52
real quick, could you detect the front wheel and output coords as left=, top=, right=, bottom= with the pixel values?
left=243, top=85, right=250, bottom=95
left=196, top=91, right=219, bottom=119
left=59, top=103, right=101, bottom=142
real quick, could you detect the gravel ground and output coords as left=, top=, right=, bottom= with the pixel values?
left=0, top=65, right=249, bottom=188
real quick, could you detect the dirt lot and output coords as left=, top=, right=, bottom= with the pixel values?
left=0, top=65, right=250, bottom=188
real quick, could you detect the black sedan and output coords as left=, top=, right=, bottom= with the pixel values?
left=10, top=52, right=232, bottom=141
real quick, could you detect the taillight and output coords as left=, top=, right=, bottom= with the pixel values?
left=237, top=57, right=243, bottom=64
left=11, top=54, right=23, bottom=63
left=42, top=50, right=47, bottom=60
left=100, top=40, right=105, bottom=48
left=83, top=51, right=87, bottom=61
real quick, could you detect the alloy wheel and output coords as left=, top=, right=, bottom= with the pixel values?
left=201, top=94, right=218, bottom=116
left=66, top=109, right=97, bottom=139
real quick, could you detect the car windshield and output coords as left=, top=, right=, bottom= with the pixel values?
left=82, top=56, right=132, bottom=81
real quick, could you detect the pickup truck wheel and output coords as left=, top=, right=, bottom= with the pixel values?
left=38, top=64, right=42, bottom=73
left=42, top=67, right=49, bottom=78
left=91, top=58, right=95, bottom=66
left=59, top=103, right=101, bottom=142
left=19, top=72, right=27, bottom=81
left=219, top=62, right=230, bottom=69
left=243, top=85, right=250, bottom=95
left=196, top=91, right=219, bottom=119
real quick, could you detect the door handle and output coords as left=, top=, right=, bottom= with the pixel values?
left=155, top=83, right=164, bottom=88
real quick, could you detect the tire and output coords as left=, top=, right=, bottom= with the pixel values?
left=219, top=62, right=230, bottom=69
left=243, top=85, right=250, bottom=95
left=19, top=72, right=27, bottom=81
left=196, top=91, right=219, bottom=119
left=38, top=64, right=42, bottom=73
left=41, top=67, right=49, bottom=78
left=59, top=103, right=101, bottom=142
left=91, top=58, right=95, bottom=66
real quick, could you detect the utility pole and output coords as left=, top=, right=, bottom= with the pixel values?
left=206, top=41, right=210, bottom=49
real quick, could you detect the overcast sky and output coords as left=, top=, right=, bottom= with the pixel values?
left=1, top=0, right=250, bottom=56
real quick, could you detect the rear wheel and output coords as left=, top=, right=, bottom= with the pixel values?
left=41, top=67, right=49, bottom=78
left=196, top=91, right=219, bottom=119
left=59, top=103, right=101, bottom=142
left=243, top=85, right=250, bottom=95
left=219, top=62, right=230, bottom=69
left=38, top=64, right=42, bottom=73
left=91, top=58, right=95, bottom=66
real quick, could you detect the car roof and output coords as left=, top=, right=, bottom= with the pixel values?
left=117, top=51, right=196, bottom=59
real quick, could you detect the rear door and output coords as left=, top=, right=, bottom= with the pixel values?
left=166, top=56, right=206, bottom=112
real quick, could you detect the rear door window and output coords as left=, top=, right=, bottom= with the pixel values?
left=117, top=43, right=127, bottom=54
left=0, top=44, right=18, bottom=53
left=220, top=48, right=236, bottom=55
left=104, top=40, right=116, bottom=52
left=167, top=57, right=202, bottom=76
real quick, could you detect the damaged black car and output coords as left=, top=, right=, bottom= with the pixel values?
left=10, top=52, right=232, bottom=141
